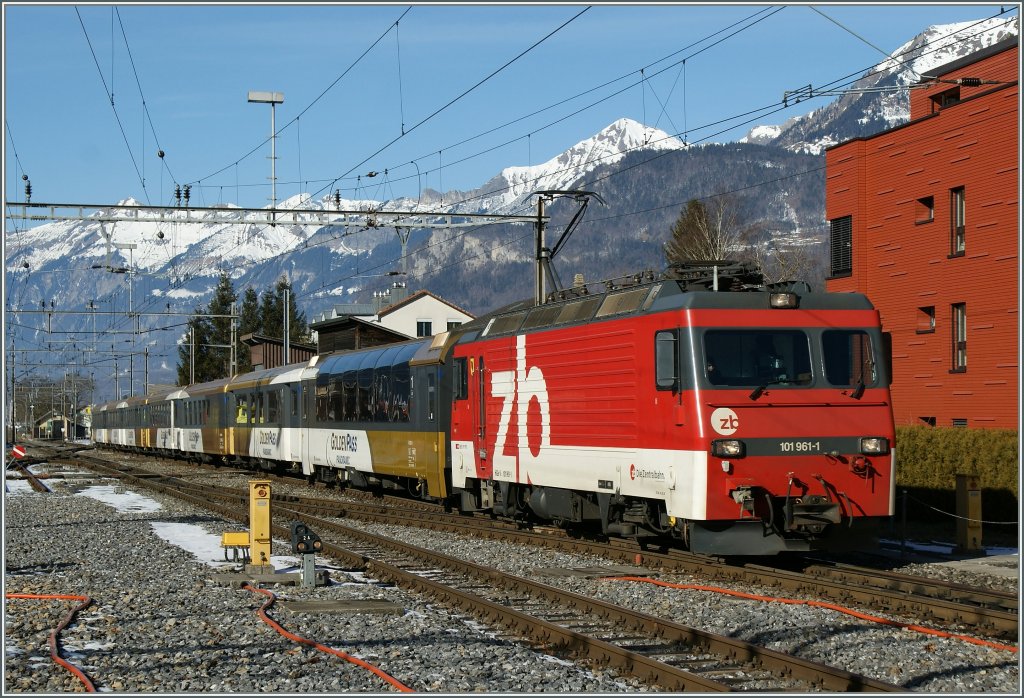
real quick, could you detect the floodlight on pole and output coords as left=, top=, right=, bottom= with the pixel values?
left=247, top=90, right=285, bottom=216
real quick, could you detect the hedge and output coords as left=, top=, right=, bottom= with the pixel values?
left=894, top=425, right=1019, bottom=524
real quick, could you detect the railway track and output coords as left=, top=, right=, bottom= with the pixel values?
left=63, top=449, right=1019, bottom=643
left=60, top=452, right=906, bottom=692
left=5, top=461, right=53, bottom=493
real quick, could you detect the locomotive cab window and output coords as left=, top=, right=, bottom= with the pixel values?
left=655, top=330, right=678, bottom=390
left=703, top=330, right=812, bottom=387
left=822, top=330, right=876, bottom=387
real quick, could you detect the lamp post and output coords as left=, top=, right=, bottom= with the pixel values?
left=247, top=91, right=285, bottom=214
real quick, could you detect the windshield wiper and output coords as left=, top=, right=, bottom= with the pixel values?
left=749, top=378, right=789, bottom=400
left=850, top=380, right=865, bottom=400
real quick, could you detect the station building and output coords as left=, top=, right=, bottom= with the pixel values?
left=825, top=37, right=1018, bottom=429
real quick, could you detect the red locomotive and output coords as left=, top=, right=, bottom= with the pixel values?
left=448, top=262, right=895, bottom=554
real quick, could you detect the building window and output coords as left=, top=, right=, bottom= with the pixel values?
left=950, top=187, right=965, bottom=256
left=951, top=303, right=967, bottom=372
left=916, top=306, right=935, bottom=334
left=829, top=215, right=852, bottom=277
left=952, top=418, right=968, bottom=428
left=915, top=196, right=934, bottom=224
left=416, top=320, right=433, bottom=337
left=931, top=87, right=960, bottom=111
left=919, top=417, right=936, bottom=427
left=446, top=320, right=462, bottom=331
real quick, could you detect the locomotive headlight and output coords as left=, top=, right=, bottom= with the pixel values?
left=859, top=437, right=889, bottom=455
left=712, top=439, right=745, bottom=458
left=769, top=292, right=799, bottom=308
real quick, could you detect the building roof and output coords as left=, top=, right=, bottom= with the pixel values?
left=309, top=314, right=412, bottom=339
left=239, top=332, right=317, bottom=352
left=916, top=35, right=1018, bottom=82
left=376, top=289, right=475, bottom=319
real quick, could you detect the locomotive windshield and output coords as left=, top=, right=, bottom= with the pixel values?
left=702, top=328, right=879, bottom=388
left=822, top=330, right=876, bottom=387
left=703, top=330, right=812, bottom=387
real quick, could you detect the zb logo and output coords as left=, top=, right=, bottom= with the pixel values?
left=491, top=335, right=550, bottom=479
left=710, top=407, right=739, bottom=436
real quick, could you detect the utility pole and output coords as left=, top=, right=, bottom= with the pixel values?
left=283, top=287, right=290, bottom=367
left=535, top=195, right=547, bottom=306
left=190, top=329, right=196, bottom=385
left=230, top=302, right=238, bottom=376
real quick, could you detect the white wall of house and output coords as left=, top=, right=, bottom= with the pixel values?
left=379, top=295, right=473, bottom=337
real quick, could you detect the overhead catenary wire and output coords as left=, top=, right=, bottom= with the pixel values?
left=98, top=11, right=1019, bottom=327
left=74, top=6, right=149, bottom=205
left=188, top=6, right=414, bottom=188
left=114, top=6, right=177, bottom=190
left=14, top=9, right=1018, bottom=397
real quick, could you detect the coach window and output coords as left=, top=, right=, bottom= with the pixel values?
left=453, top=357, right=468, bottom=400
left=291, top=389, right=299, bottom=418
left=315, top=384, right=329, bottom=422
left=392, top=361, right=411, bottom=422
left=267, top=390, right=279, bottom=423
left=655, top=330, right=678, bottom=390
left=329, top=379, right=343, bottom=422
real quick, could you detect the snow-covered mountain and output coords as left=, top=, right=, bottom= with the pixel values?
left=5, top=117, right=683, bottom=311
left=5, top=17, right=1016, bottom=391
left=740, top=16, right=1018, bottom=154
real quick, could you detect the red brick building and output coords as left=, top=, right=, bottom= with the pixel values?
left=825, top=38, right=1019, bottom=429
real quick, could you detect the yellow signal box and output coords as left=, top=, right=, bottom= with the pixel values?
left=248, top=480, right=273, bottom=572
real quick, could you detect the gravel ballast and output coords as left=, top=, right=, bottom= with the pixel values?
left=4, top=456, right=1020, bottom=693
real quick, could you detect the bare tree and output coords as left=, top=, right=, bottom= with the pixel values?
left=746, top=237, right=826, bottom=290
left=664, top=196, right=748, bottom=265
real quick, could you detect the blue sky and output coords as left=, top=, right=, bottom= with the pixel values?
left=3, top=3, right=1016, bottom=211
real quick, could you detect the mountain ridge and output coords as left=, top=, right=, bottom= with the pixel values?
left=5, top=17, right=1016, bottom=389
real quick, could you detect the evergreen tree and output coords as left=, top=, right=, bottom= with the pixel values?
left=176, top=307, right=215, bottom=385
left=207, top=272, right=237, bottom=377
left=260, top=286, right=284, bottom=340
left=261, top=276, right=311, bottom=345
left=237, top=287, right=260, bottom=374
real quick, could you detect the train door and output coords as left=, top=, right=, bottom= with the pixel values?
left=450, top=353, right=491, bottom=483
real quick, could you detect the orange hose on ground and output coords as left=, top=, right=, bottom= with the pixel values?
left=242, top=584, right=414, bottom=692
left=600, top=576, right=1019, bottom=653
left=5, top=593, right=97, bottom=692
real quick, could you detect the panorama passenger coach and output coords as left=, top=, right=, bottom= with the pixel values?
left=93, top=262, right=896, bottom=555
